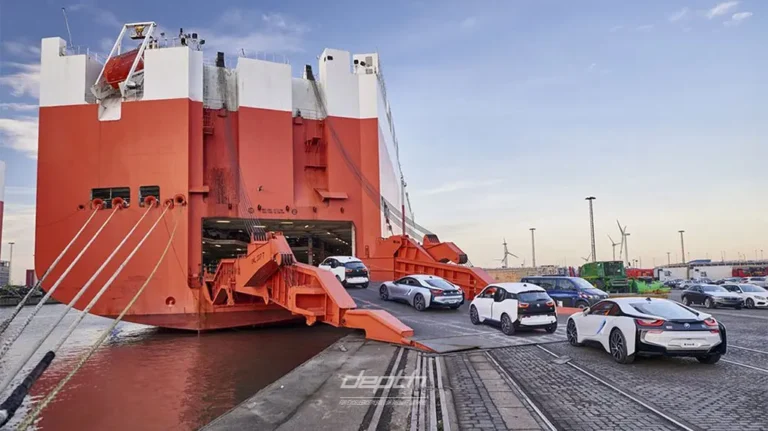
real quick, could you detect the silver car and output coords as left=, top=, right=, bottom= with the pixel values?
left=379, top=274, right=465, bottom=311
left=742, top=277, right=768, bottom=288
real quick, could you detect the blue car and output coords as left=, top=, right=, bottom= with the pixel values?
left=519, top=276, right=608, bottom=308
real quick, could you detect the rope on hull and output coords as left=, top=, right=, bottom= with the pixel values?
left=0, top=205, right=120, bottom=362
left=0, top=208, right=101, bottom=336
left=15, top=209, right=181, bottom=430
left=0, top=202, right=154, bottom=394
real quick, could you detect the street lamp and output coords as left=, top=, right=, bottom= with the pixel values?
left=585, top=197, right=596, bottom=263
left=666, top=252, right=671, bottom=265
left=678, top=230, right=686, bottom=264
left=529, top=228, right=537, bottom=269
left=8, top=242, right=15, bottom=287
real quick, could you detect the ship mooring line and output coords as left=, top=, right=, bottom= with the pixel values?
left=51, top=203, right=172, bottom=353
left=16, top=209, right=181, bottom=431
left=0, top=208, right=101, bottom=336
left=535, top=345, right=695, bottom=431
left=0, top=203, right=153, bottom=395
left=0, top=205, right=119, bottom=363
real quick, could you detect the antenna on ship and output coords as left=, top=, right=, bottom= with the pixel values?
left=61, top=8, right=74, bottom=48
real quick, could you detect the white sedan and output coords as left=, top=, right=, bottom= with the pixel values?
left=469, top=283, right=557, bottom=335
left=566, top=297, right=726, bottom=364
left=722, top=283, right=768, bottom=308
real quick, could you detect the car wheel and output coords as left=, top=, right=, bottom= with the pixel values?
left=501, top=313, right=516, bottom=336
left=609, top=329, right=635, bottom=364
left=682, top=296, right=691, bottom=306
left=470, top=305, right=480, bottom=324
left=697, top=354, right=721, bottom=364
left=361, top=282, right=369, bottom=289
left=705, top=297, right=715, bottom=309
left=746, top=298, right=755, bottom=309
left=413, top=294, right=426, bottom=312
left=379, top=285, right=389, bottom=301
left=567, top=320, right=582, bottom=347
left=576, top=300, right=589, bottom=309
left=545, top=322, right=558, bottom=334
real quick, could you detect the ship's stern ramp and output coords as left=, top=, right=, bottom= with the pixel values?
left=207, top=232, right=414, bottom=346
left=365, top=235, right=494, bottom=298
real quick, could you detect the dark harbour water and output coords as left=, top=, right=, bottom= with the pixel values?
left=0, top=304, right=348, bottom=430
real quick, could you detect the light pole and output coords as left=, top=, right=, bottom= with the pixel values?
left=678, top=230, right=686, bottom=264
left=8, top=242, right=15, bottom=287
left=762, top=250, right=764, bottom=260
left=624, top=232, right=631, bottom=267
left=666, top=252, right=671, bottom=265
left=585, top=196, right=596, bottom=263
left=530, top=228, right=536, bottom=269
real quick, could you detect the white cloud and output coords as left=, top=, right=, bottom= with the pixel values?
left=0, top=103, right=37, bottom=112
left=707, top=1, right=739, bottom=19
left=1, top=203, right=36, bottom=285
left=460, top=17, right=477, bottom=30
left=5, top=186, right=36, bottom=196
left=668, top=8, right=689, bottom=22
left=0, top=62, right=40, bottom=98
left=3, top=41, right=40, bottom=58
left=67, top=1, right=121, bottom=28
left=0, top=116, right=38, bottom=158
left=635, top=24, right=655, bottom=32
left=609, top=25, right=624, bottom=32
left=203, top=9, right=308, bottom=56
left=418, top=179, right=502, bottom=196
left=724, top=11, right=753, bottom=26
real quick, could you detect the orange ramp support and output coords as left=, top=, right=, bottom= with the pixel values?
left=208, top=232, right=414, bottom=346
left=365, top=234, right=495, bottom=299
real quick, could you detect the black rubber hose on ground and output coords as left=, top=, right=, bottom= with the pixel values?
left=0, top=351, right=56, bottom=427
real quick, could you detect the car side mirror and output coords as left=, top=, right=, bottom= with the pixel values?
left=582, top=308, right=590, bottom=314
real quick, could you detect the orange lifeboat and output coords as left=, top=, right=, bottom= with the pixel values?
left=103, top=48, right=144, bottom=89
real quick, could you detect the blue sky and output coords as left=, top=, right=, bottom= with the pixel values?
left=0, top=1, right=765, bottom=281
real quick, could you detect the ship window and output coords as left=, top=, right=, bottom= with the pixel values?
left=326, top=55, right=333, bottom=61
left=139, top=185, right=160, bottom=207
left=91, top=187, right=130, bottom=209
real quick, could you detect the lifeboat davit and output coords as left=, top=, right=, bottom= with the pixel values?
left=103, top=48, right=144, bottom=89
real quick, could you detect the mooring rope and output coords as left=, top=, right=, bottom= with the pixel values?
left=16, top=208, right=181, bottom=431
left=0, top=203, right=154, bottom=395
left=50, top=202, right=171, bottom=353
left=0, top=206, right=120, bottom=362
left=0, top=208, right=101, bottom=336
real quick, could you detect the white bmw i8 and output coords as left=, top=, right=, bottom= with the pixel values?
left=566, top=297, right=726, bottom=364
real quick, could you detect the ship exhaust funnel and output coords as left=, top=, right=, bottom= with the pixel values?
left=215, top=52, right=225, bottom=68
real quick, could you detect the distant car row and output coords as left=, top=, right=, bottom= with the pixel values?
left=665, top=277, right=767, bottom=289
left=680, top=283, right=768, bottom=309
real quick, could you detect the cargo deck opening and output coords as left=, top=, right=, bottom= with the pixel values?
left=202, top=218, right=354, bottom=274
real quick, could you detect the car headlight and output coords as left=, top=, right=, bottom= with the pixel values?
left=756, top=296, right=766, bottom=300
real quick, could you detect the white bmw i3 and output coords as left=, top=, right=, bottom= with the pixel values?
left=566, top=297, right=727, bottom=364
left=469, top=283, right=558, bottom=335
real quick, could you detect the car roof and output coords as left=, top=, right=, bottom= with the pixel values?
left=406, top=274, right=448, bottom=281
left=327, top=256, right=362, bottom=263
left=489, top=282, right=545, bottom=294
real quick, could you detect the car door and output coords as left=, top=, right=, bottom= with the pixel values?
left=687, top=286, right=703, bottom=304
left=578, top=301, right=614, bottom=341
left=318, top=258, right=332, bottom=272
left=490, top=288, right=509, bottom=321
left=474, top=286, right=497, bottom=320
left=390, top=277, right=412, bottom=300
left=555, top=279, right=578, bottom=307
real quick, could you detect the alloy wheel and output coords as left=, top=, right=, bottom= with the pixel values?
left=610, top=331, right=625, bottom=362
left=567, top=320, right=578, bottom=345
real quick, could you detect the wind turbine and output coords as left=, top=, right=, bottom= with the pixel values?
left=608, top=235, right=620, bottom=261
left=581, top=250, right=592, bottom=262
left=617, top=220, right=630, bottom=267
left=498, top=238, right=518, bottom=269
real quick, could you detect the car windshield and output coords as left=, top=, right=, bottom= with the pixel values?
left=630, top=301, right=699, bottom=320
left=571, top=278, right=596, bottom=290
left=344, top=261, right=366, bottom=269
left=425, top=279, right=455, bottom=290
left=518, top=291, right=550, bottom=302
left=604, top=262, right=624, bottom=276
left=740, top=284, right=767, bottom=293
left=701, top=285, right=727, bottom=292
